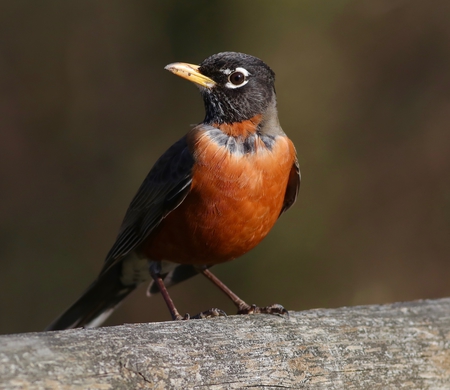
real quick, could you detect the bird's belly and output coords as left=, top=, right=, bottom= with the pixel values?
left=144, top=134, right=295, bottom=265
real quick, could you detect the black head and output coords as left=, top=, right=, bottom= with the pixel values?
left=166, top=52, right=276, bottom=125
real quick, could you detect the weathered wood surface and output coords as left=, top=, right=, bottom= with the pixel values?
left=1, top=298, right=450, bottom=389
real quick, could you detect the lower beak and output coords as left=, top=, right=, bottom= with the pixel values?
left=165, top=62, right=216, bottom=89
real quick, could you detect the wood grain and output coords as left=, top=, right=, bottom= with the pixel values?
left=2, top=298, right=450, bottom=389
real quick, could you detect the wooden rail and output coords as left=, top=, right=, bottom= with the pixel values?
left=1, top=298, right=450, bottom=389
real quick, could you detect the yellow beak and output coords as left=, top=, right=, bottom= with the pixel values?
left=165, top=62, right=216, bottom=89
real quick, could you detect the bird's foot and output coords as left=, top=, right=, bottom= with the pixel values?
left=174, top=308, right=227, bottom=320
left=237, top=303, right=289, bottom=318
left=191, top=308, right=227, bottom=320
left=173, top=313, right=191, bottom=321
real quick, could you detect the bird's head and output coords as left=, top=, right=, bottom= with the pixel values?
left=165, top=52, right=276, bottom=126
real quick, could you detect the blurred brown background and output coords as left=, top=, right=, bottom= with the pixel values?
left=1, top=0, right=450, bottom=335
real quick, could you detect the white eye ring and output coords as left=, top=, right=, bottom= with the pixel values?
left=224, top=67, right=251, bottom=89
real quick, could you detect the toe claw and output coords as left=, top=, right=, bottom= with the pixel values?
left=237, top=303, right=289, bottom=317
left=191, top=308, right=227, bottom=320
left=174, top=313, right=190, bottom=321
left=264, top=303, right=289, bottom=318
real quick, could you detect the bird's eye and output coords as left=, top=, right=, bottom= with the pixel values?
left=224, top=67, right=250, bottom=89
left=229, top=71, right=245, bottom=86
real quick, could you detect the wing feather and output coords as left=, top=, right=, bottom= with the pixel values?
left=102, top=136, right=194, bottom=273
left=280, top=157, right=301, bottom=215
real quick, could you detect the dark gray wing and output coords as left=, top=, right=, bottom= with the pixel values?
left=101, top=136, right=194, bottom=273
left=280, top=158, right=301, bottom=215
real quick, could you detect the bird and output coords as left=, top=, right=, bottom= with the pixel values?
left=46, top=51, right=300, bottom=330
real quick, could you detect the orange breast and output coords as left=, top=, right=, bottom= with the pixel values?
left=144, top=129, right=296, bottom=265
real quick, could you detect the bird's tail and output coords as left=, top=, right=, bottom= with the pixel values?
left=46, top=259, right=203, bottom=331
left=45, top=262, right=136, bottom=331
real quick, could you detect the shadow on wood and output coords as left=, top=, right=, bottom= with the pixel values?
left=1, top=298, right=450, bottom=389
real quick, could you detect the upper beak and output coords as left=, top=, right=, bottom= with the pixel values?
left=164, top=62, right=216, bottom=89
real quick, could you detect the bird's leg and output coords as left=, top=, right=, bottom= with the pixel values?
left=199, top=268, right=289, bottom=317
left=199, top=268, right=248, bottom=311
left=149, top=262, right=188, bottom=321
left=149, top=262, right=226, bottom=320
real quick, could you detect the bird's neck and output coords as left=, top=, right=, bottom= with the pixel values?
left=195, top=95, right=284, bottom=156
left=195, top=105, right=283, bottom=156
left=211, top=114, right=262, bottom=138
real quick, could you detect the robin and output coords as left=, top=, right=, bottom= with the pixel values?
left=46, top=52, right=300, bottom=330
